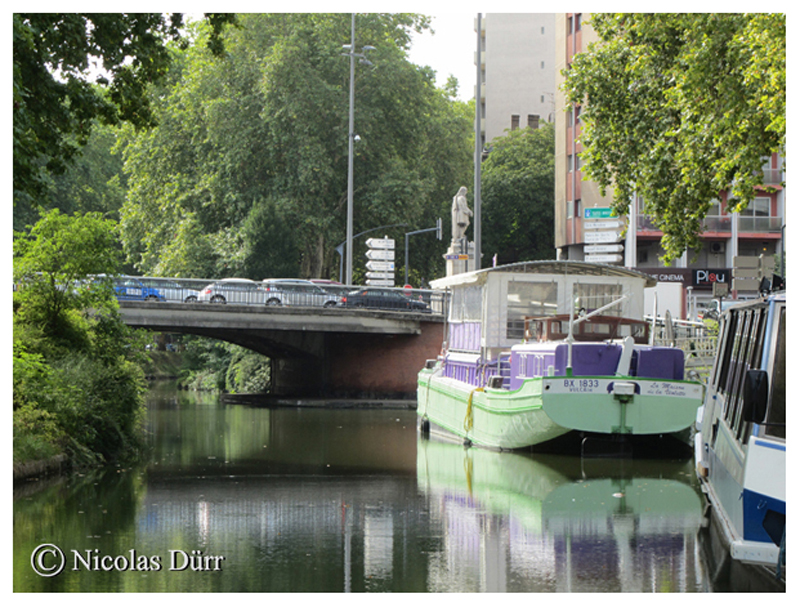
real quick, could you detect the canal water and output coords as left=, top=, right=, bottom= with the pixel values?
left=14, top=382, right=715, bottom=592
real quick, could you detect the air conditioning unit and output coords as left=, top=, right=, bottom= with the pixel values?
left=711, top=242, right=725, bottom=254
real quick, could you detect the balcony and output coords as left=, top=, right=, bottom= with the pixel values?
left=737, top=216, right=783, bottom=233
left=760, top=168, right=784, bottom=186
left=637, top=214, right=782, bottom=235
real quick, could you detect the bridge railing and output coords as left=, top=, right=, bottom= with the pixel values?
left=113, top=276, right=448, bottom=314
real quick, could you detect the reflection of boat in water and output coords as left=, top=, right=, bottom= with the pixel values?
left=418, top=261, right=703, bottom=451
left=694, top=291, right=786, bottom=591
left=417, top=434, right=707, bottom=592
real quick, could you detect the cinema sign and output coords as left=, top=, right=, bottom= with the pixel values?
left=692, top=268, right=729, bottom=289
left=638, top=267, right=730, bottom=291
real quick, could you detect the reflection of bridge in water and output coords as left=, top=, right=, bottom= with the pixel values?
left=119, top=300, right=445, bottom=398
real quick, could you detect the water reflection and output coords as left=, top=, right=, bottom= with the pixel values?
left=14, top=385, right=711, bottom=592
left=417, top=438, right=709, bottom=592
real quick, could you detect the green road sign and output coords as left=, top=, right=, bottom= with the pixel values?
left=584, top=207, right=612, bottom=219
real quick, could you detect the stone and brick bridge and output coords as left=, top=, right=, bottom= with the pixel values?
left=119, top=301, right=445, bottom=398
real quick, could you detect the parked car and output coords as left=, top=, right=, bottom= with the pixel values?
left=197, top=278, right=270, bottom=305
left=262, top=279, right=339, bottom=307
left=339, top=288, right=431, bottom=312
left=138, top=277, right=199, bottom=303
left=310, top=279, right=352, bottom=298
left=114, top=277, right=166, bottom=301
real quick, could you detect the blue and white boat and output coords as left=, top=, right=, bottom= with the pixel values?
left=694, top=291, right=786, bottom=590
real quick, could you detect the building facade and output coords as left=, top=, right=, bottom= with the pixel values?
left=476, top=14, right=555, bottom=148
left=553, top=13, right=785, bottom=318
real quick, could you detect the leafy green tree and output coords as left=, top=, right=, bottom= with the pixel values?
left=481, top=123, right=555, bottom=265
left=118, top=13, right=472, bottom=283
left=14, top=123, right=128, bottom=232
left=13, top=13, right=236, bottom=209
left=13, top=209, right=121, bottom=338
left=563, top=13, right=785, bottom=261
left=13, top=209, right=149, bottom=464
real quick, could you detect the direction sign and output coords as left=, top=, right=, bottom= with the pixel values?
left=584, top=244, right=624, bottom=254
left=584, top=231, right=622, bottom=244
left=585, top=253, right=623, bottom=264
left=365, top=237, right=395, bottom=249
left=366, top=271, right=394, bottom=280
left=366, top=249, right=395, bottom=261
left=444, top=254, right=470, bottom=260
left=584, top=207, right=612, bottom=219
left=366, top=260, right=395, bottom=272
left=584, top=219, right=624, bottom=231
left=366, top=279, right=394, bottom=287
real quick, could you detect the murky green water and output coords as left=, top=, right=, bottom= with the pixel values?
left=14, top=383, right=713, bottom=592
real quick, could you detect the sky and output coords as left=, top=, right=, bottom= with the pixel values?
left=406, top=13, right=480, bottom=102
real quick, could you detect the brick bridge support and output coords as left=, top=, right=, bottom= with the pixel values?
left=270, top=320, right=445, bottom=399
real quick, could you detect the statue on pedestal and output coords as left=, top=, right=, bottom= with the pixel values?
left=451, top=186, right=472, bottom=242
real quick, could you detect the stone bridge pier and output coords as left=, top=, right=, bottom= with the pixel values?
left=270, top=321, right=444, bottom=398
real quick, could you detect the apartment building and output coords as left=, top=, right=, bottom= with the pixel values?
left=476, top=14, right=555, bottom=149
left=553, top=13, right=785, bottom=317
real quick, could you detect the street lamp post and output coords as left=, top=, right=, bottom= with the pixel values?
left=342, top=14, right=374, bottom=286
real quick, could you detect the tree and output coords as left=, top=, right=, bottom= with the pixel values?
left=563, top=13, right=785, bottom=261
left=118, top=13, right=473, bottom=283
left=13, top=13, right=236, bottom=208
left=481, top=123, right=555, bottom=265
left=14, top=123, right=128, bottom=232
left=13, top=209, right=148, bottom=464
left=13, top=209, right=121, bottom=338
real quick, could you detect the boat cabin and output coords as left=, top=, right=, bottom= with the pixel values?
left=430, top=260, right=656, bottom=360
left=524, top=314, right=650, bottom=344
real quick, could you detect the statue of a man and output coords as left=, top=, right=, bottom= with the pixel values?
left=451, top=186, right=472, bottom=241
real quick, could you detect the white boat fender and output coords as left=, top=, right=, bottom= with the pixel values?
left=615, top=336, right=634, bottom=376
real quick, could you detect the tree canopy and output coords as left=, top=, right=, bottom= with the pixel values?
left=13, top=13, right=236, bottom=208
left=563, top=13, right=785, bottom=261
left=118, top=13, right=473, bottom=283
left=481, top=123, right=555, bottom=266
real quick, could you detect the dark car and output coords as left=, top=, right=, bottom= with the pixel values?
left=340, top=288, right=431, bottom=312
left=114, top=277, right=165, bottom=301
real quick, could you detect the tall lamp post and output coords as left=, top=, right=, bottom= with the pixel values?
left=342, top=14, right=374, bottom=286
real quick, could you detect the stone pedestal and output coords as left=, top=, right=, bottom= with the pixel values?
left=445, top=240, right=476, bottom=276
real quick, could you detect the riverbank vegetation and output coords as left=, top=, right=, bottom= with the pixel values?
left=13, top=210, right=149, bottom=467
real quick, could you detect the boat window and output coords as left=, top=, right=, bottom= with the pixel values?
left=765, top=306, right=786, bottom=439
left=717, top=305, right=768, bottom=444
left=449, top=285, right=482, bottom=322
left=714, top=310, right=737, bottom=395
left=506, top=281, right=558, bottom=339
left=574, top=283, right=624, bottom=316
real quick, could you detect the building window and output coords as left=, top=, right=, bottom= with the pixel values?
left=541, top=61, right=545, bottom=69
left=739, top=197, right=776, bottom=232
left=567, top=154, right=573, bottom=172
left=511, top=114, right=520, bottom=131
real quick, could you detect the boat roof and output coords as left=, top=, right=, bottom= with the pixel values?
left=430, top=260, right=658, bottom=289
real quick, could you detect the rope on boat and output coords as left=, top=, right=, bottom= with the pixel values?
left=464, top=387, right=484, bottom=433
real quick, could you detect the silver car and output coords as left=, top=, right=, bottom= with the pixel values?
left=138, top=277, right=199, bottom=303
left=262, top=279, right=340, bottom=307
left=198, top=278, right=272, bottom=305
